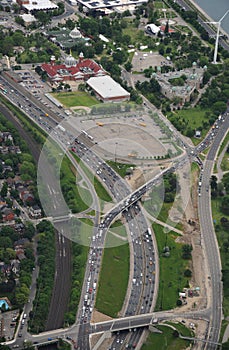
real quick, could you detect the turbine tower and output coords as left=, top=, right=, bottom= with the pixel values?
left=205, top=9, right=229, bottom=64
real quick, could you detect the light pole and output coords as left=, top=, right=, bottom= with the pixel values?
left=114, top=142, right=118, bottom=163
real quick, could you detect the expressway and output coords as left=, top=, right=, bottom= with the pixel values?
left=71, top=137, right=160, bottom=350
left=0, top=74, right=166, bottom=349
left=0, top=75, right=160, bottom=348
left=198, top=114, right=229, bottom=349
left=0, top=72, right=228, bottom=349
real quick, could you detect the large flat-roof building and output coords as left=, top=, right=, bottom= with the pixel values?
left=78, top=0, right=147, bottom=13
left=87, top=75, right=130, bottom=102
left=17, top=0, right=58, bottom=11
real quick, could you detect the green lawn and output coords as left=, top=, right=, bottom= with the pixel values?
left=123, top=26, right=145, bottom=44
left=144, top=198, right=182, bottom=230
left=168, top=107, right=210, bottom=143
left=52, top=91, right=99, bottom=107
left=174, top=107, right=208, bottom=128
left=154, top=0, right=168, bottom=8
left=153, top=223, right=189, bottom=311
left=95, top=235, right=130, bottom=317
left=109, top=220, right=128, bottom=238
left=141, top=325, right=192, bottom=350
left=107, top=160, right=135, bottom=178
left=211, top=198, right=229, bottom=316
left=60, top=158, right=92, bottom=213
left=71, top=152, right=112, bottom=203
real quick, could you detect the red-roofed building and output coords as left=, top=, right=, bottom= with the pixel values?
left=41, top=52, right=106, bottom=83
left=160, top=25, right=175, bottom=34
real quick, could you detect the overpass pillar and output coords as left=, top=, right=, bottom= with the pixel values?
left=149, top=324, right=162, bottom=333
left=90, top=331, right=112, bottom=350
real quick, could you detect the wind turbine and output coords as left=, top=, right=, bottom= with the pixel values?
left=205, top=9, right=229, bottom=64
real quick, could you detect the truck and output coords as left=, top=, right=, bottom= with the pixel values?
left=57, top=124, right=65, bottom=132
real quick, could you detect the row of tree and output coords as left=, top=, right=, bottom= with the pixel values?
left=28, top=220, right=55, bottom=333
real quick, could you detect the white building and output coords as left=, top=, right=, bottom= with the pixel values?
left=87, top=76, right=130, bottom=103
left=145, top=23, right=161, bottom=35
left=20, top=0, right=58, bottom=12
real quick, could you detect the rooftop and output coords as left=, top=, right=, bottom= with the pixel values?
left=87, top=75, right=130, bottom=99
left=22, top=0, right=58, bottom=11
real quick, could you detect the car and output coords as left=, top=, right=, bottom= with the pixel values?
left=18, top=333, right=22, bottom=338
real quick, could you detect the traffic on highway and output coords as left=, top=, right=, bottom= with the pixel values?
left=0, top=70, right=228, bottom=350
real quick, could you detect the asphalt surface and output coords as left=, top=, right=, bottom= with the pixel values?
left=198, top=114, right=229, bottom=349
left=1, top=72, right=228, bottom=350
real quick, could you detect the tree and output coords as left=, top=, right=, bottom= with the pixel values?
left=64, top=83, right=70, bottom=91
left=184, top=269, right=192, bottom=277
left=220, top=217, right=229, bottom=231
left=182, top=244, right=192, bottom=259
left=124, top=61, right=132, bottom=72
left=78, top=83, right=86, bottom=91
left=0, top=236, right=12, bottom=249
left=210, top=175, right=218, bottom=191
left=222, top=341, right=229, bottom=350
left=94, top=41, right=103, bottom=55
left=12, top=3, right=20, bottom=13
left=113, top=50, right=127, bottom=64
left=221, top=196, right=229, bottom=215
left=34, top=11, right=51, bottom=26
left=1, top=182, right=8, bottom=198
left=176, top=299, right=182, bottom=306
left=222, top=173, right=229, bottom=193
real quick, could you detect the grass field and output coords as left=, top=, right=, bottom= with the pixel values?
left=71, top=151, right=112, bottom=203
left=153, top=223, right=189, bottom=311
left=107, top=160, right=135, bottom=178
left=95, top=234, right=129, bottom=317
left=123, top=25, right=145, bottom=44
left=174, top=107, right=208, bottom=128
left=144, top=199, right=182, bottom=231
left=212, top=198, right=229, bottom=316
left=169, top=107, right=210, bottom=144
left=109, top=220, right=128, bottom=238
left=60, top=158, right=92, bottom=213
left=141, top=325, right=191, bottom=350
left=52, top=91, right=99, bottom=107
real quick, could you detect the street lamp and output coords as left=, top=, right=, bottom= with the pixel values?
left=114, top=142, right=118, bottom=163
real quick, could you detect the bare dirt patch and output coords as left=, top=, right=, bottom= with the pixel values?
left=91, top=309, right=113, bottom=323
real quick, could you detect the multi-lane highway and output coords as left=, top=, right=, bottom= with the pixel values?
left=0, top=71, right=228, bottom=350
left=198, top=114, right=229, bottom=349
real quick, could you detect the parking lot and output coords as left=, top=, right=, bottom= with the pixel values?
left=68, top=110, right=177, bottom=160
left=18, top=70, right=46, bottom=94
left=132, top=51, right=172, bottom=72
left=1, top=310, right=19, bottom=340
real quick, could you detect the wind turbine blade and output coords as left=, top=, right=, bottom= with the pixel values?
left=219, top=9, right=229, bottom=23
